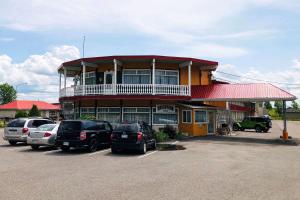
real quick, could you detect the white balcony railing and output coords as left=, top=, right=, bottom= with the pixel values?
left=59, top=84, right=190, bottom=97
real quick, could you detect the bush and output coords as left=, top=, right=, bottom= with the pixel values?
left=163, top=125, right=177, bottom=139
left=154, top=131, right=169, bottom=143
left=268, top=108, right=281, bottom=120
left=175, top=132, right=184, bottom=140
left=0, top=120, right=5, bottom=128
left=80, top=115, right=96, bottom=120
left=15, top=110, right=28, bottom=118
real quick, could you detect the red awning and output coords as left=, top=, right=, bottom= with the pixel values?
left=191, top=83, right=296, bottom=101
left=0, top=100, right=61, bottom=110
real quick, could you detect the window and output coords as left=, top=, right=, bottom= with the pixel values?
left=80, top=107, right=95, bottom=118
left=123, top=69, right=150, bottom=84
left=155, top=70, right=178, bottom=85
left=81, top=71, right=96, bottom=85
left=153, top=106, right=178, bottom=125
left=182, top=110, right=192, bottom=123
left=195, top=110, right=207, bottom=123
left=123, top=107, right=150, bottom=123
left=7, top=119, right=26, bottom=127
left=97, top=107, right=121, bottom=123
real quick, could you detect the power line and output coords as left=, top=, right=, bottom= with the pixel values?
left=215, top=71, right=300, bottom=86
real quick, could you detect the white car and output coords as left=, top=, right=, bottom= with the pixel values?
left=27, top=123, right=60, bottom=150
left=3, top=118, right=54, bottom=145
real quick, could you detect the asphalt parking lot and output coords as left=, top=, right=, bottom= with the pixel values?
left=1, top=120, right=300, bottom=200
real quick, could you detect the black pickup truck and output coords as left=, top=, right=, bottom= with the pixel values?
left=56, top=120, right=113, bottom=152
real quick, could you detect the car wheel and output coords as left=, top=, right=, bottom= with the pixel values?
left=8, top=141, right=17, bottom=145
left=263, top=128, right=269, bottom=133
left=31, top=145, right=39, bottom=150
left=233, top=125, right=239, bottom=131
left=88, top=138, right=98, bottom=152
left=140, top=142, right=147, bottom=154
left=255, top=126, right=262, bottom=133
left=61, top=146, right=70, bottom=152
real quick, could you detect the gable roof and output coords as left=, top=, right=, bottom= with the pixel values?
left=191, top=83, right=296, bottom=101
left=0, top=100, right=60, bottom=110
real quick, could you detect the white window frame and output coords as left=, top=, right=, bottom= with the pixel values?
left=155, top=69, right=179, bottom=85
left=122, top=107, right=151, bottom=124
left=96, top=107, right=121, bottom=122
left=194, top=110, right=208, bottom=124
left=182, top=110, right=192, bottom=124
left=122, top=69, right=151, bottom=84
left=152, top=107, right=178, bottom=125
left=80, top=107, right=95, bottom=117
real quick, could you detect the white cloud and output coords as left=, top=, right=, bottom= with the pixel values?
left=0, top=45, right=80, bottom=102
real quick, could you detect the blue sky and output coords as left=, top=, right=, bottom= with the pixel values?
left=0, top=0, right=300, bottom=102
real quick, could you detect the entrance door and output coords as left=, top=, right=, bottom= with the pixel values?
left=104, top=72, right=114, bottom=94
left=207, top=111, right=215, bottom=134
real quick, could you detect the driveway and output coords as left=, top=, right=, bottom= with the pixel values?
left=0, top=121, right=300, bottom=200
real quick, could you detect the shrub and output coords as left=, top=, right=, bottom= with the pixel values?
left=80, top=115, right=96, bottom=120
left=154, top=131, right=169, bottom=143
left=175, top=132, right=184, bottom=140
left=15, top=110, right=28, bottom=118
left=0, top=120, right=5, bottom=128
left=163, top=125, right=177, bottom=139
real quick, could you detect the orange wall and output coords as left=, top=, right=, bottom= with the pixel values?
left=205, top=101, right=227, bottom=108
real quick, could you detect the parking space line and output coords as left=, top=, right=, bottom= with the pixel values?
left=138, top=150, right=158, bottom=159
left=5, top=146, right=29, bottom=151
left=88, top=149, right=111, bottom=156
left=43, top=149, right=61, bottom=154
left=171, top=141, right=179, bottom=145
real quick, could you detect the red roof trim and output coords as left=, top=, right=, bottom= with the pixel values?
left=61, top=55, right=218, bottom=69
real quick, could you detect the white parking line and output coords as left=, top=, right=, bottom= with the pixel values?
left=171, top=141, right=179, bottom=145
left=88, top=149, right=111, bottom=156
left=5, top=146, right=29, bottom=151
left=43, top=149, right=61, bottom=154
left=138, top=150, right=158, bottom=159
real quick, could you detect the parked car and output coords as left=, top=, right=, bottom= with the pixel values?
left=3, top=118, right=55, bottom=145
left=233, top=116, right=272, bottom=133
left=111, top=122, right=156, bottom=154
left=27, top=123, right=60, bottom=149
left=55, top=120, right=113, bottom=152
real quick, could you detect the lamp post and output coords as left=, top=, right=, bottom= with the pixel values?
left=15, top=82, right=27, bottom=99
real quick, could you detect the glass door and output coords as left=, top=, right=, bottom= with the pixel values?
left=104, top=72, right=114, bottom=94
left=208, top=111, right=215, bottom=134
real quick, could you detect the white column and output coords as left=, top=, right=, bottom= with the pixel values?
left=82, top=62, right=86, bottom=95
left=64, top=68, right=67, bottom=89
left=113, top=59, right=117, bottom=94
left=59, top=72, right=62, bottom=90
left=152, top=59, right=155, bottom=95
left=188, top=62, right=191, bottom=96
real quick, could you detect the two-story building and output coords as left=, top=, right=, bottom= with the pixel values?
left=58, top=55, right=295, bottom=136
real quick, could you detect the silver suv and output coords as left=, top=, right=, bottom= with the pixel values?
left=3, top=118, right=54, bottom=145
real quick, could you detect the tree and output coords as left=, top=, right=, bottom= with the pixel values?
left=0, top=83, right=17, bottom=105
left=15, top=110, right=28, bottom=118
left=291, top=100, right=299, bottom=110
left=264, top=101, right=272, bottom=110
left=274, top=101, right=283, bottom=116
left=28, top=105, right=41, bottom=117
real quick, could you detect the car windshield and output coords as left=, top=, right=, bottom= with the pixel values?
left=36, top=124, right=56, bottom=131
left=7, top=119, right=26, bottom=127
left=115, top=124, right=139, bottom=132
left=58, top=121, right=82, bottom=131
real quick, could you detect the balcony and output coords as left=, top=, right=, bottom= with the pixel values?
left=59, top=84, right=190, bottom=98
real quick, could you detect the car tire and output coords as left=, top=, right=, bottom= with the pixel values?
left=255, top=126, right=262, bottom=133
left=88, top=138, right=98, bottom=152
left=233, top=125, right=239, bottom=131
left=61, top=146, right=70, bottom=152
left=31, top=145, right=39, bottom=150
left=8, top=141, right=17, bottom=145
left=139, top=142, right=147, bottom=154
left=263, top=128, right=269, bottom=133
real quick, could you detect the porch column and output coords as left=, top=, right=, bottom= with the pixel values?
left=188, top=62, right=191, bottom=96
left=82, top=61, right=86, bottom=95
left=63, top=68, right=67, bottom=89
left=282, top=100, right=288, bottom=140
left=152, top=59, right=156, bottom=95
left=59, top=72, right=62, bottom=92
left=113, top=59, right=117, bottom=95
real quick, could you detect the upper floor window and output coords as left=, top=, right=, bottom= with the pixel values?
left=155, top=70, right=178, bottom=85
left=80, top=71, right=96, bottom=85
left=123, top=69, right=150, bottom=84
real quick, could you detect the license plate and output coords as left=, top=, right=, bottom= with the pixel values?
left=32, top=139, right=39, bottom=143
left=63, top=142, right=69, bottom=146
left=121, top=134, right=128, bottom=139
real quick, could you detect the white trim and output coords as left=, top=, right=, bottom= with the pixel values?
left=182, top=110, right=192, bottom=124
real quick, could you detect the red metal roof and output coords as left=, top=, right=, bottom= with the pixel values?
left=60, top=55, right=218, bottom=69
left=191, top=83, right=296, bottom=101
left=0, top=100, right=61, bottom=110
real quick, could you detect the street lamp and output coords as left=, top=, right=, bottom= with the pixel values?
left=15, top=82, right=27, bottom=99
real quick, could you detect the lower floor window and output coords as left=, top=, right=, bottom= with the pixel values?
left=195, top=110, right=207, bottom=123
left=153, top=108, right=178, bottom=124
left=97, top=107, right=120, bottom=123
left=123, top=107, right=150, bottom=124
left=80, top=107, right=95, bottom=119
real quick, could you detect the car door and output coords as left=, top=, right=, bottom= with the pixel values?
left=104, top=122, right=112, bottom=143
left=95, top=122, right=106, bottom=143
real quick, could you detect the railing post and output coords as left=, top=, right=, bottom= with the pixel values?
left=152, top=59, right=156, bottom=95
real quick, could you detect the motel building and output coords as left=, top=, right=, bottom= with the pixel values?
left=58, top=55, right=296, bottom=137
